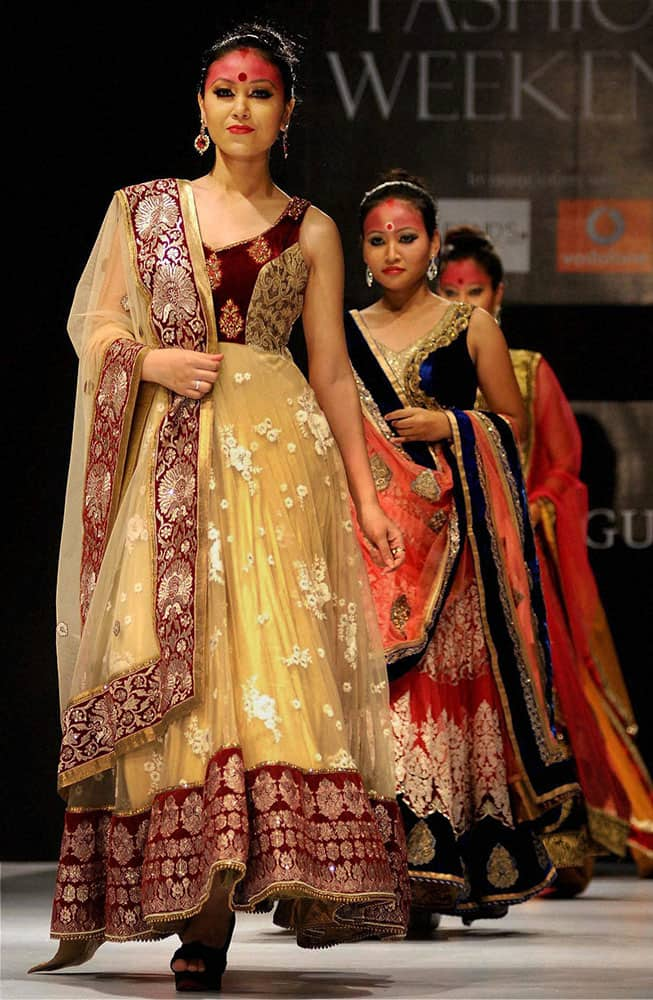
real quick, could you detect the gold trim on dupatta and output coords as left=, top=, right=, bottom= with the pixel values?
left=445, top=411, right=578, bottom=809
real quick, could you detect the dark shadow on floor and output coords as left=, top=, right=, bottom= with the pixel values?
left=258, top=926, right=540, bottom=942
left=22, top=968, right=394, bottom=999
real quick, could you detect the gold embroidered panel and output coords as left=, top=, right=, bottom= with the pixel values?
left=406, top=819, right=437, bottom=866
left=391, top=692, right=513, bottom=834
left=370, top=452, right=393, bottom=492
left=411, top=469, right=441, bottom=503
left=246, top=243, right=308, bottom=354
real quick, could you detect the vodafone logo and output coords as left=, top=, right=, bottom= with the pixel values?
left=585, top=206, right=625, bottom=246
left=557, top=200, right=652, bottom=272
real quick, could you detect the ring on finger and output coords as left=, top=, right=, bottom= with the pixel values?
left=193, top=379, right=201, bottom=391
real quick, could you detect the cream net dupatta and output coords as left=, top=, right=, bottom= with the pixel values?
left=55, top=193, right=155, bottom=725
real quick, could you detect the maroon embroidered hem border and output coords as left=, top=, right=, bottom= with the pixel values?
left=51, top=747, right=407, bottom=944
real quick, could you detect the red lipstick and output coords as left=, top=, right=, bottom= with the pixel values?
left=227, top=125, right=254, bottom=134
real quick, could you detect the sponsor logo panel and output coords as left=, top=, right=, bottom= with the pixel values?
left=438, top=199, right=531, bottom=274
left=557, top=200, right=652, bottom=273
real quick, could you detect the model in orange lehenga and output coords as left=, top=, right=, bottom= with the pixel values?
left=338, top=172, right=582, bottom=932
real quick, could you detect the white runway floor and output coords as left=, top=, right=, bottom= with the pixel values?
left=1, top=862, right=651, bottom=1000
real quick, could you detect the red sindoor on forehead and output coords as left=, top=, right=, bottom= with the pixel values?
left=204, top=49, right=284, bottom=93
left=440, top=260, right=491, bottom=286
left=363, top=199, right=427, bottom=236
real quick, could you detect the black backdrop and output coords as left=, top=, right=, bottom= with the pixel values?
left=3, top=0, right=652, bottom=860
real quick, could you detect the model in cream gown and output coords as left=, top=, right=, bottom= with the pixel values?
left=38, top=178, right=408, bottom=967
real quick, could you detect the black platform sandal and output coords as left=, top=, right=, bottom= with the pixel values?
left=170, top=914, right=236, bottom=993
left=462, top=903, right=509, bottom=926
left=406, top=907, right=442, bottom=939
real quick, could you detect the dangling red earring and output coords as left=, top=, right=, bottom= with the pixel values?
left=194, top=121, right=210, bottom=155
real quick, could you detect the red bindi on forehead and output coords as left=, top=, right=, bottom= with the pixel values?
left=204, top=48, right=284, bottom=93
left=440, top=260, right=490, bottom=286
left=363, top=199, right=426, bottom=237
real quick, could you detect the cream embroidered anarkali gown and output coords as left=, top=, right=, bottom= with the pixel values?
left=47, top=178, right=407, bottom=958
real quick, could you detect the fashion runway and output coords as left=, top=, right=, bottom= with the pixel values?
left=2, top=862, right=651, bottom=999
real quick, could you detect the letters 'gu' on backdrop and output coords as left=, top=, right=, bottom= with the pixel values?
left=4, top=0, right=651, bottom=860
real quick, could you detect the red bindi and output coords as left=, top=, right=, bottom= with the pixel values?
left=385, top=222, right=394, bottom=231
left=238, top=72, right=247, bottom=82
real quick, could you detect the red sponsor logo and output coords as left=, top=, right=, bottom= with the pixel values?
left=557, top=200, right=652, bottom=273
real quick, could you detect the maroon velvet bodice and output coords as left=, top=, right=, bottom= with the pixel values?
left=203, top=196, right=310, bottom=345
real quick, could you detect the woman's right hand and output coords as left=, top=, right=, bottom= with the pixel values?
left=356, top=501, right=406, bottom=573
left=141, top=348, right=224, bottom=399
left=384, top=406, right=451, bottom=443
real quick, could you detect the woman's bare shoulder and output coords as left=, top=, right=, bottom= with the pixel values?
left=299, top=205, right=342, bottom=264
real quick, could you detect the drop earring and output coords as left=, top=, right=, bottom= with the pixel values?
left=365, top=266, right=374, bottom=288
left=194, top=121, right=210, bottom=155
left=427, top=257, right=439, bottom=281
left=281, top=126, right=289, bottom=160
left=494, top=306, right=502, bottom=326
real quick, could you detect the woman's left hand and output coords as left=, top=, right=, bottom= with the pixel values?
left=529, top=500, right=543, bottom=526
left=385, top=406, right=451, bottom=443
left=357, top=502, right=405, bottom=572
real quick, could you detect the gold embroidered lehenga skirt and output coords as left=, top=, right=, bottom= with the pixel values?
left=51, top=343, right=408, bottom=950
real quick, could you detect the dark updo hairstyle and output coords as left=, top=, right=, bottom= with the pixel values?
left=359, top=168, right=438, bottom=238
left=198, top=21, right=300, bottom=102
left=440, top=226, right=504, bottom=289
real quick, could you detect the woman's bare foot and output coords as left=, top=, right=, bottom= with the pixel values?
left=28, top=939, right=101, bottom=973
